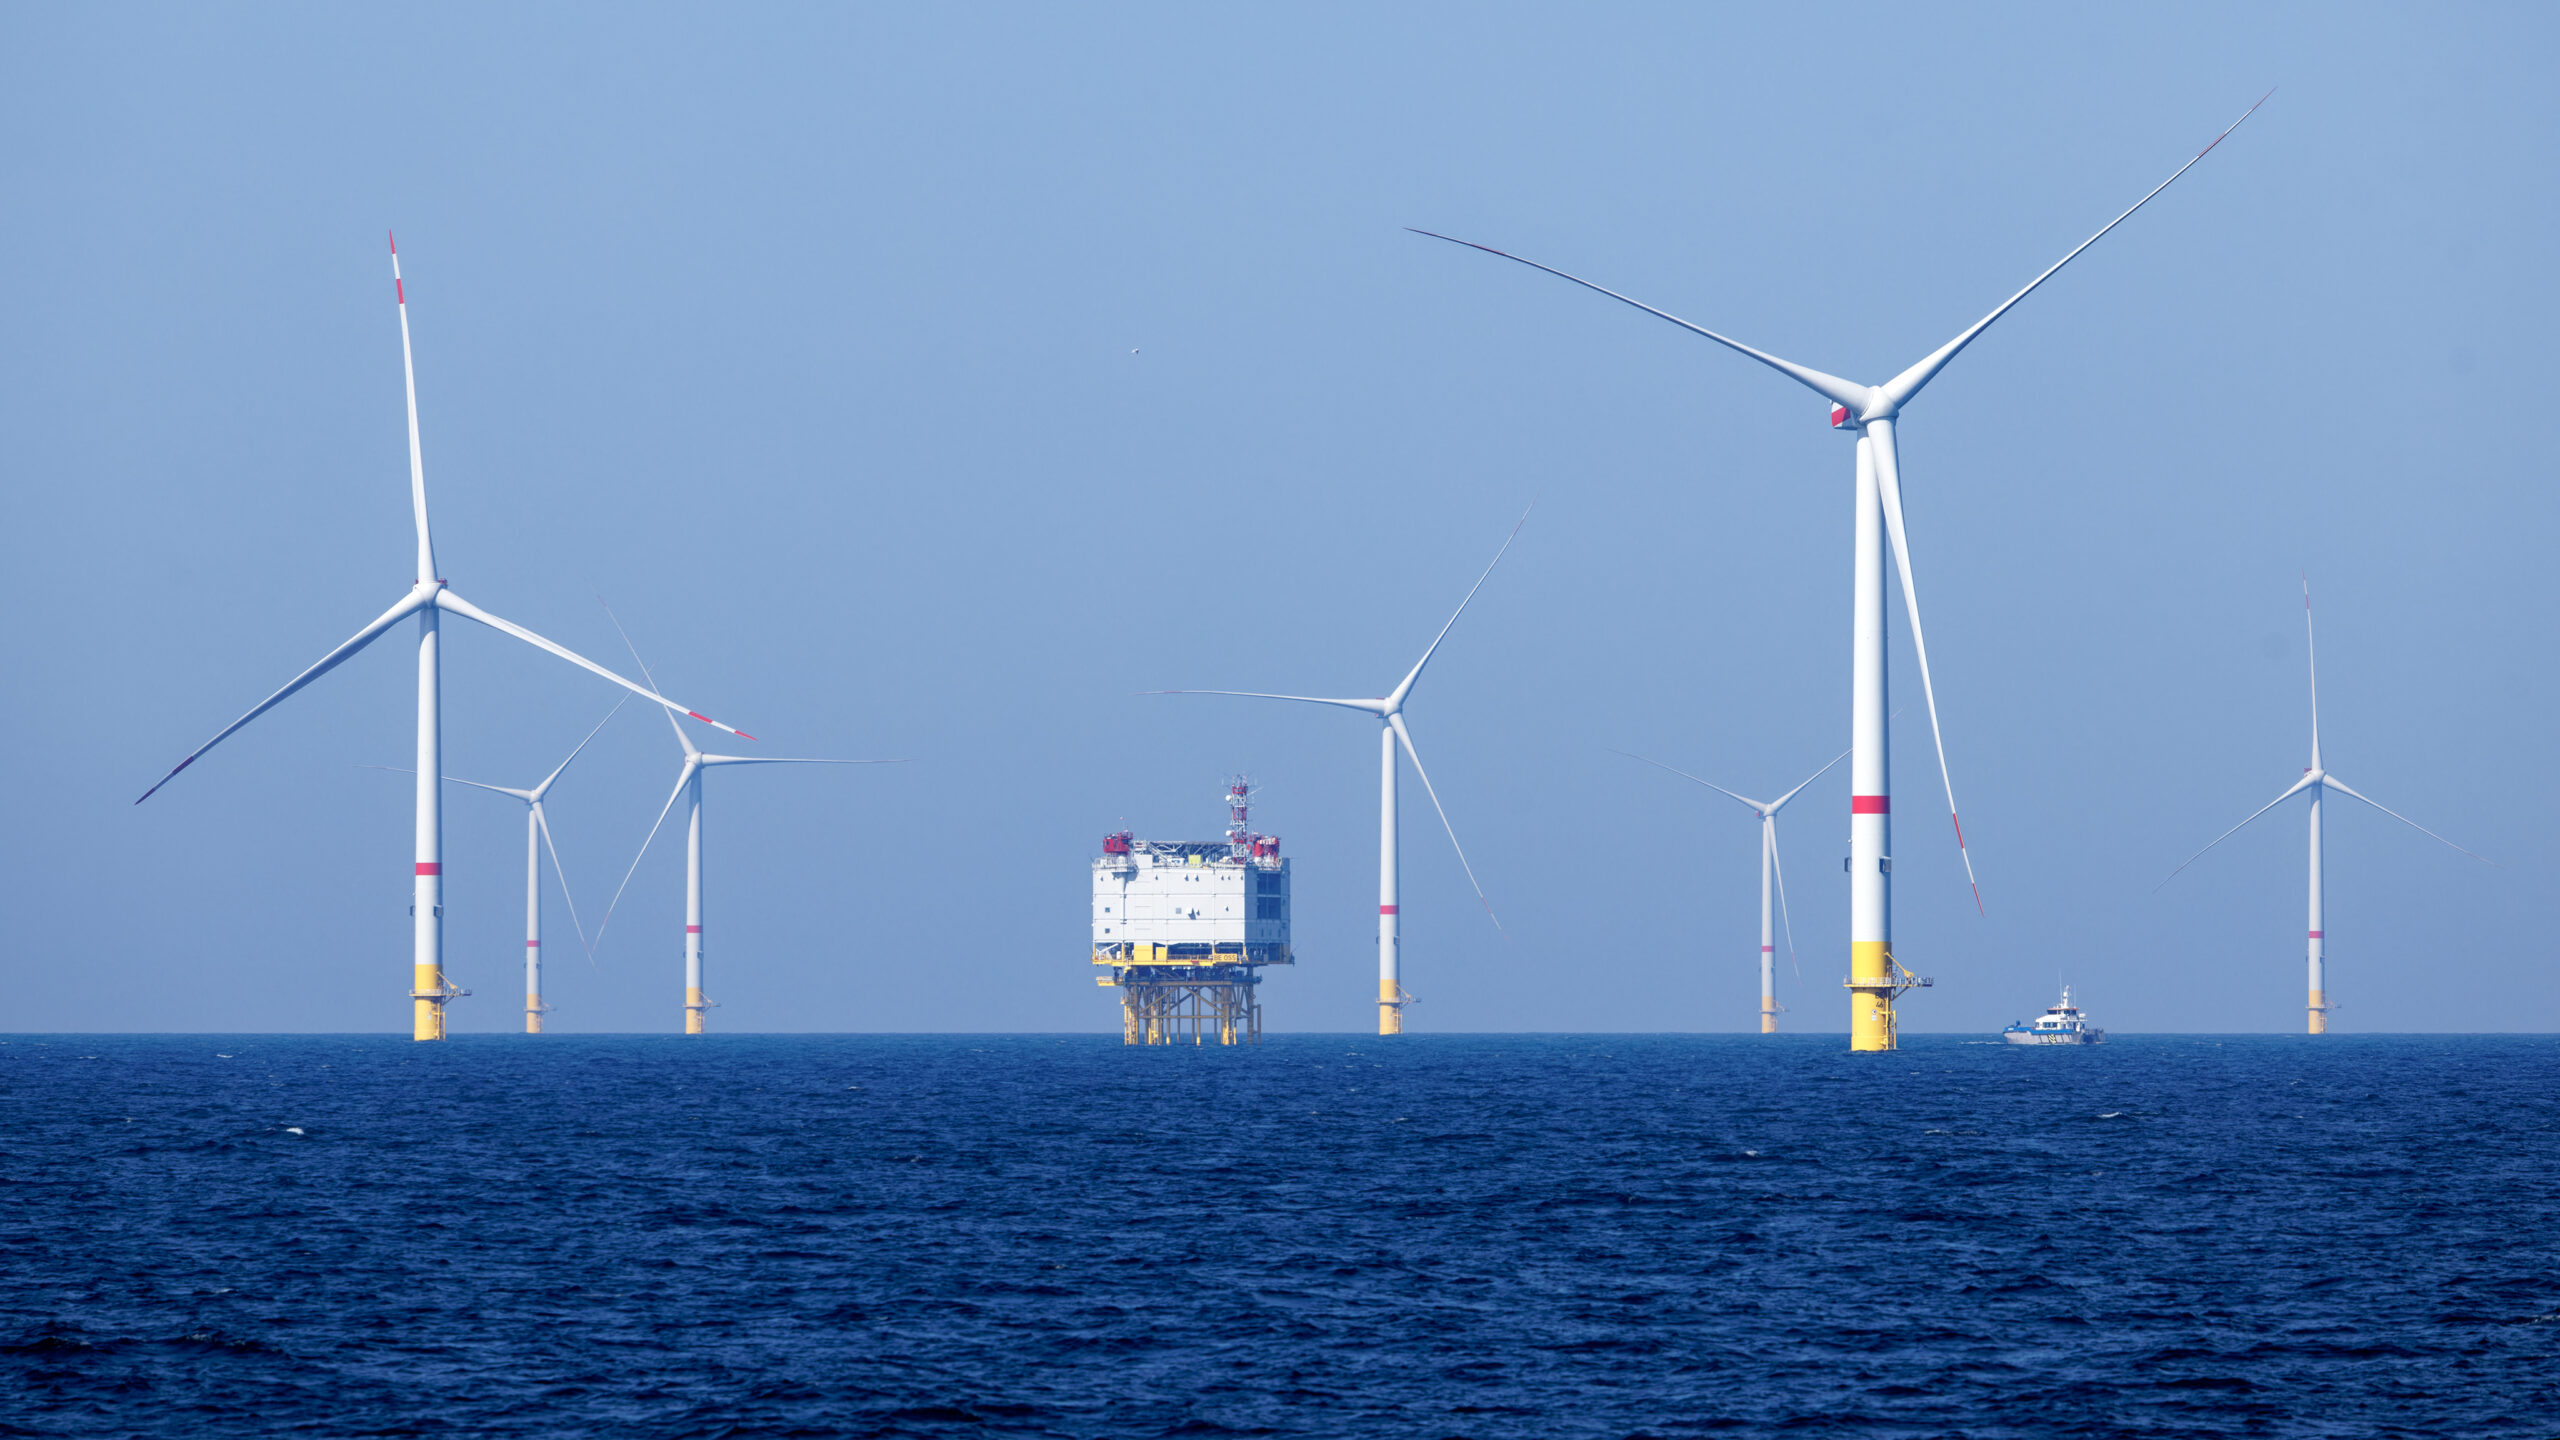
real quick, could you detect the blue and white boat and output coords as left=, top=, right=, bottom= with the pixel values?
left=2003, top=987, right=2105, bottom=1045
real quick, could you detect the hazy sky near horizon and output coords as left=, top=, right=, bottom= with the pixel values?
left=4, top=3, right=2552, bottom=1035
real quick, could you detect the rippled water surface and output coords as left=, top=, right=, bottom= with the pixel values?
left=3, top=1033, right=2554, bottom=1437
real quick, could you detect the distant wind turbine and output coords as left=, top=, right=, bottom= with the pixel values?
left=1151, top=513, right=1523, bottom=1035
left=2158, top=578, right=2490, bottom=1033
left=595, top=606, right=903, bottom=1034
left=1414, top=95, right=2269, bottom=1049
left=135, top=235, right=753, bottom=1042
left=369, top=701, right=623, bottom=1033
left=1617, top=745, right=1848, bottom=1033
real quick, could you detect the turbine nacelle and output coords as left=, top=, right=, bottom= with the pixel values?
left=1831, top=399, right=1910, bottom=432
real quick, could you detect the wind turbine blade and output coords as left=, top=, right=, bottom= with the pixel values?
left=1407, top=230, right=1873, bottom=414
left=1145, top=689, right=1389, bottom=716
left=1769, top=744, right=1854, bottom=813
left=594, top=593, right=697, bottom=757
left=1770, top=816, right=1798, bottom=976
left=1388, top=508, right=1529, bottom=708
left=1389, top=713, right=1502, bottom=933
left=1875, top=90, right=2272, bottom=411
left=2154, top=771, right=2320, bottom=891
left=2319, top=776, right=2495, bottom=866
left=1870, top=425, right=1982, bottom=914
left=534, top=803, right=594, bottom=964
left=434, top=590, right=756, bottom=741
left=390, top=232, right=437, bottom=585
left=2303, top=572, right=2321, bottom=768
left=700, top=756, right=909, bottom=767
left=136, top=590, right=428, bottom=803
left=533, top=698, right=627, bottom=800
left=594, top=760, right=697, bottom=956
left=1606, top=748, right=1765, bottom=815
left=355, top=764, right=530, bottom=801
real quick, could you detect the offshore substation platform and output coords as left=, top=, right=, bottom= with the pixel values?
left=1092, top=779, right=1292, bottom=1045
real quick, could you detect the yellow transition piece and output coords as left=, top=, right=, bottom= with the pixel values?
left=1850, top=940, right=1895, bottom=1052
left=413, top=964, right=447, bottom=1042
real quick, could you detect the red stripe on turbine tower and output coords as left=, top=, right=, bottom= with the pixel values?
left=415, top=862, right=441, bottom=875
left=526, top=940, right=540, bottom=947
left=1852, top=795, right=1889, bottom=814
left=2309, top=930, right=2323, bottom=939
left=1379, top=905, right=1398, bottom=915
left=686, top=925, right=702, bottom=934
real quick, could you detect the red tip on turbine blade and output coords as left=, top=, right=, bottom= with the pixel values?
left=2197, top=88, right=2275, bottom=159
left=388, top=230, right=397, bottom=253
left=682, top=709, right=756, bottom=741
left=1971, top=882, right=1985, bottom=916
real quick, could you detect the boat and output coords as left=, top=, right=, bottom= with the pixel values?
left=2003, top=986, right=2106, bottom=1045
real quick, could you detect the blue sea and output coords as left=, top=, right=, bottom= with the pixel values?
left=3, top=1034, right=2553, bottom=1438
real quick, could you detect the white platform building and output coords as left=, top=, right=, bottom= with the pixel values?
left=1092, top=780, right=1291, bottom=1044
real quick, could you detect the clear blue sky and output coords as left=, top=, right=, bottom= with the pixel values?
left=4, top=4, right=2550, bottom=1033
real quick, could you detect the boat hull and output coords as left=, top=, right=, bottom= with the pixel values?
left=2003, top=1027, right=2104, bottom=1045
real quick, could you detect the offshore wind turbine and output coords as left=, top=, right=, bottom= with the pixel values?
left=1152, top=515, right=1521, bottom=1035
left=134, top=236, right=753, bottom=1042
left=370, top=701, right=624, bottom=1033
left=1617, top=745, right=1848, bottom=1032
left=596, top=614, right=901, bottom=1034
left=2158, top=579, right=2489, bottom=1033
left=1415, top=96, right=2268, bottom=1049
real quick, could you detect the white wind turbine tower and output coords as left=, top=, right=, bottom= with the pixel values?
left=1416, top=97, right=2268, bottom=1050
left=135, top=236, right=754, bottom=1042
left=368, top=701, right=624, bottom=1033
left=1617, top=746, right=1848, bottom=1032
left=2158, top=578, right=2490, bottom=1033
left=596, top=612, right=902, bottom=1034
left=1152, top=515, right=1522, bottom=1035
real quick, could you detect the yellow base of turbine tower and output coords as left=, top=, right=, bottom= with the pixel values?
left=1379, top=978, right=1408, bottom=1036
left=685, top=987, right=710, bottom=1036
left=410, top=964, right=468, bottom=1042
left=1846, top=941, right=1930, bottom=1051
left=2307, top=989, right=2328, bottom=1035
left=525, top=995, right=548, bottom=1035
